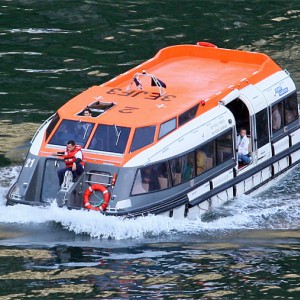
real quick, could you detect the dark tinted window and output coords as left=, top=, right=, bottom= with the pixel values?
left=131, top=161, right=170, bottom=195
left=196, top=140, right=215, bottom=175
left=284, top=92, right=298, bottom=125
left=170, top=151, right=195, bottom=186
left=195, top=129, right=233, bottom=176
left=130, top=126, right=156, bottom=152
left=271, top=102, right=284, bottom=132
left=256, top=108, right=269, bottom=148
left=216, top=130, right=233, bottom=164
left=179, top=105, right=199, bottom=126
left=88, top=124, right=130, bottom=154
left=159, top=118, right=176, bottom=139
left=271, top=92, right=298, bottom=134
left=45, top=113, right=60, bottom=141
left=49, top=119, right=94, bottom=147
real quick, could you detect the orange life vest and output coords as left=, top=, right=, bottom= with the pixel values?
left=64, top=145, right=84, bottom=168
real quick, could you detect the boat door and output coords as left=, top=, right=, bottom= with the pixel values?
left=221, top=86, right=271, bottom=166
left=239, top=85, right=271, bottom=164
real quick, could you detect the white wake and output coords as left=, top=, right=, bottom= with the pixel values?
left=0, top=166, right=300, bottom=240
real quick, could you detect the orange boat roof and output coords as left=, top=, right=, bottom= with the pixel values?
left=40, top=43, right=283, bottom=165
left=57, top=44, right=281, bottom=128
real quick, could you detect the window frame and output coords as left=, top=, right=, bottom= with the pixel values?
left=48, top=119, right=95, bottom=147
left=178, top=104, right=199, bottom=127
left=88, top=124, right=131, bottom=154
left=158, top=118, right=177, bottom=139
left=255, top=108, right=269, bottom=148
left=130, top=125, right=156, bottom=153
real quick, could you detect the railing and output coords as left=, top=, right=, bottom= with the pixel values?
left=125, top=71, right=167, bottom=96
left=85, top=171, right=113, bottom=186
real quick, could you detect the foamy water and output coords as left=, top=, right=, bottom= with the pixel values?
left=0, top=166, right=300, bottom=240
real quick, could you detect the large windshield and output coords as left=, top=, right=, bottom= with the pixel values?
left=48, top=119, right=94, bottom=147
left=88, top=124, right=130, bottom=154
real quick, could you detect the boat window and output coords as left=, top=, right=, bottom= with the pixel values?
left=159, top=118, right=176, bottom=139
left=271, top=92, right=298, bottom=134
left=48, top=119, right=95, bottom=147
left=271, top=102, right=284, bottom=132
left=196, top=140, right=215, bottom=175
left=170, top=151, right=195, bottom=186
left=216, top=130, right=233, bottom=164
left=88, top=124, right=130, bottom=154
left=130, top=126, right=156, bottom=153
left=42, top=158, right=63, bottom=202
left=255, top=108, right=269, bottom=148
left=178, top=104, right=199, bottom=126
left=45, top=113, right=60, bottom=141
left=131, top=161, right=170, bottom=195
left=166, top=129, right=232, bottom=179
left=284, top=92, right=298, bottom=125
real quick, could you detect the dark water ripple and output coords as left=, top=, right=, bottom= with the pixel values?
left=1, top=241, right=300, bottom=299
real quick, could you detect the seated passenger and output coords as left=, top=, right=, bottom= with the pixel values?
left=285, top=107, right=298, bottom=124
left=53, top=140, right=84, bottom=186
left=237, top=129, right=251, bottom=165
left=181, top=155, right=194, bottom=181
left=196, top=150, right=207, bottom=174
left=272, top=105, right=281, bottom=131
left=141, top=166, right=160, bottom=191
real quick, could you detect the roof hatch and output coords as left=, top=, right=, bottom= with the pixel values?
left=78, top=100, right=115, bottom=117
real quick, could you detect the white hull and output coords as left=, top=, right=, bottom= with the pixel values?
left=159, top=160, right=298, bottom=220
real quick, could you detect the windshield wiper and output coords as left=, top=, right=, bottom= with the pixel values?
left=114, top=125, right=121, bottom=146
left=83, top=124, right=89, bottom=140
left=78, top=120, right=90, bottom=140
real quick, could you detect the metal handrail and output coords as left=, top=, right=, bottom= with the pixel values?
left=125, top=71, right=166, bottom=96
left=85, top=180, right=111, bottom=186
left=86, top=172, right=112, bottom=178
left=85, top=171, right=113, bottom=186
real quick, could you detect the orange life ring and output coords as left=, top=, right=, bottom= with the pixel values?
left=196, top=41, right=217, bottom=48
left=83, top=184, right=110, bottom=211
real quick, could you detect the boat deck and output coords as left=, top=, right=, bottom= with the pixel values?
left=58, top=44, right=281, bottom=127
left=142, top=56, right=259, bottom=99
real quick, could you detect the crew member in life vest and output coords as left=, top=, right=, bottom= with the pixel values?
left=53, top=140, right=84, bottom=186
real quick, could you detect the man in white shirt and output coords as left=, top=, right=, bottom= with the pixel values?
left=237, top=129, right=251, bottom=165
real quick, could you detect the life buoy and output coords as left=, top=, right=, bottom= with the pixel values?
left=196, top=41, right=217, bottom=48
left=83, top=184, right=110, bottom=211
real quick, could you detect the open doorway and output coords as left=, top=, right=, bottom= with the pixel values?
left=226, top=98, right=250, bottom=133
left=226, top=98, right=252, bottom=168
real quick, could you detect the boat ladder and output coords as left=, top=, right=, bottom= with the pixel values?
left=85, top=171, right=113, bottom=186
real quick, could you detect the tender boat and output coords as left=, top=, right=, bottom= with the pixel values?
left=6, top=42, right=299, bottom=219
